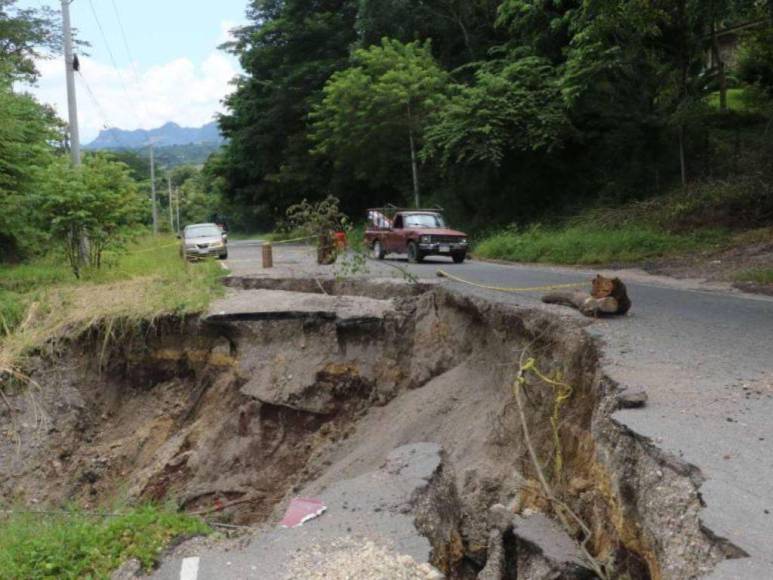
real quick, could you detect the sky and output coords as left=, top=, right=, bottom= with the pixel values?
left=18, top=0, right=249, bottom=142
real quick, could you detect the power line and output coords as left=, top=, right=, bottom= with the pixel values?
left=86, top=0, right=143, bottom=124
left=76, top=70, right=130, bottom=150
left=109, top=0, right=150, bottom=114
left=110, top=0, right=139, bottom=78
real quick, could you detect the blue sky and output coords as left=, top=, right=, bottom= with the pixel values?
left=19, top=0, right=249, bottom=141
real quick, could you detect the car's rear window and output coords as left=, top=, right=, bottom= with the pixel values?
left=186, top=226, right=221, bottom=238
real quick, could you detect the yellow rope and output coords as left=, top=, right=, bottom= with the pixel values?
left=436, top=270, right=585, bottom=293
left=127, top=242, right=180, bottom=254
left=516, top=357, right=573, bottom=480
left=265, top=235, right=318, bottom=246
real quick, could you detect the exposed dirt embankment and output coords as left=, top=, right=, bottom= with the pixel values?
left=0, top=279, right=744, bottom=579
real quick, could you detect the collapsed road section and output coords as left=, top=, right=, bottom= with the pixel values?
left=0, top=278, right=746, bottom=579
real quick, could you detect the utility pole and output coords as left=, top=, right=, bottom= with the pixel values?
left=167, top=175, right=174, bottom=231
left=62, top=0, right=90, bottom=268
left=175, top=186, right=181, bottom=233
left=61, top=0, right=81, bottom=167
left=149, top=143, right=158, bottom=234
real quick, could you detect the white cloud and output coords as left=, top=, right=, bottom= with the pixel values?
left=22, top=47, right=240, bottom=143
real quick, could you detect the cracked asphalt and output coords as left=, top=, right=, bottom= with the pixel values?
left=142, top=241, right=771, bottom=579
left=222, top=240, right=773, bottom=579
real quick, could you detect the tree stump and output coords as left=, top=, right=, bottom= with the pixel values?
left=317, top=233, right=337, bottom=265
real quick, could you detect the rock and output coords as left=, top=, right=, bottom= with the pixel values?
left=512, top=513, right=595, bottom=579
left=488, top=504, right=514, bottom=533
left=477, top=529, right=506, bottom=580
left=617, top=389, right=648, bottom=409
left=111, top=558, right=142, bottom=579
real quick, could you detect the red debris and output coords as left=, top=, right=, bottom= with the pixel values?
left=279, top=497, right=327, bottom=528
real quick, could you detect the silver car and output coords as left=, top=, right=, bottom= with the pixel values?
left=181, top=223, right=228, bottom=260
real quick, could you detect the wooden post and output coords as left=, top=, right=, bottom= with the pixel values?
left=262, top=243, right=273, bottom=268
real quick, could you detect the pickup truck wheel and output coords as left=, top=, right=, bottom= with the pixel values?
left=371, top=240, right=385, bottom=260
left=407, top=241, right=423, bottom=263
left=452, top=252, right=466, bottom=264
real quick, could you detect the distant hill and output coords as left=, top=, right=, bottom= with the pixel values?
left=85, top=121, right=224, bottom=150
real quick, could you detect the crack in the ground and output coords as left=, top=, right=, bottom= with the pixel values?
left=0, top=278, right=749, bottom=579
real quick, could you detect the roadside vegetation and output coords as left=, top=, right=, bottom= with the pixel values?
left=0, top=505, right=210, bottom=579
left=475, top=225, right=729, bottom=265
left=475, top=178, right=773, bottom=265
left=735, top=268, right=773, bottom=284
left=0, top=3, right=230, bottom=368
left=0, top=236, right=225, bottom=367
left=203, top=0, right=773, bottom=286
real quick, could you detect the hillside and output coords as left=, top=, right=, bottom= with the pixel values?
left=85, top=121, right=224, bottom=150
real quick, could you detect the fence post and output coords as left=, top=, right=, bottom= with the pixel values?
left=262, top=243, right=273, bottom=269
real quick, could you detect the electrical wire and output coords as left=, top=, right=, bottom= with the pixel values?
left=109, top=0, right=150, bottom=120
left=76, top=70, right=130, bottom=149
left=86, top=0, right=144, bottom=124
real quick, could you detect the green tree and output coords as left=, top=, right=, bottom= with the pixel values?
left=311, top=38, right=448, bottom=207
left=168, top=165, right=223, bottom=227
left=356, top=0, right=502, bottom=67
left=423, top=55, right=570, bottom=167
left=216, top=0, right=358, bottom=226
left=38, top=155, right=144, bottom=276
left=0, top=0, right=67, bottom=259
left=0, top=82, right=60, bottom=259
left=0, top=0, right=62, bottom=81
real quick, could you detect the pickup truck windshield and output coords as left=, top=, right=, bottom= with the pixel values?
left=404, top=214, right=446, bottom=228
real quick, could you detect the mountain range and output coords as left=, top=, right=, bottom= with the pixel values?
left=85, top=121, right=224, bottom=150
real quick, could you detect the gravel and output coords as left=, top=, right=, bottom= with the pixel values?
left=283, top=538, right=444, bottom=580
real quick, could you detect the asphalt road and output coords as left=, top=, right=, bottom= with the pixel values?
left=208, top=241, right=773, bottom=579
left=151, top=444, right=444, bottom=580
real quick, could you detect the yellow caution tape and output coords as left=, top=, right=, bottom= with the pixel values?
left=436, top=269, right=586, bottom=293
left=128, top=242, right=180, bottom=254
left=265, top=235, right=317, bottom=246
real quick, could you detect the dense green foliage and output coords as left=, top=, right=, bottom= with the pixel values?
left=217, top=0, right=359, bottom=228
left=0, top=1, right=151, bottom=267
left=0, top=82, right=60, bottom=260
left=311, top=39, right=448, bottom=205
left=214, top=0, right=773, bottom=231
left=38, top=155, right=145, bottom=276
left=0, top=506, right=210, bottom=579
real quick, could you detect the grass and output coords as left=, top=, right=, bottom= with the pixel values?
left=0, top=505, right=210, bottom=579
left=707, top=88, right=749, bottom=112
left=735, top=268, right=773, bottom=284
left=475, top=224, right=729, bottom=265
left=0, top=236, right=226, bottom=366
left=475, top=174, right=773, bottom=267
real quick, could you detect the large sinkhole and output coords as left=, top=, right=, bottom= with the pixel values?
left=0, top=278, right=744, bottom=579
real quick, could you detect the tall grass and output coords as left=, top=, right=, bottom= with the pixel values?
left=735, top=268, right=773, bottom=284
left=0, top=236, right=226, bottom=363
left=475, top=225, right=728, bottom=265
left=0, top=505, right=209, bottom=579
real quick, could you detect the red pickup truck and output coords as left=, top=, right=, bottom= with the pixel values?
left=364, top=208, right=469, bottom=263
